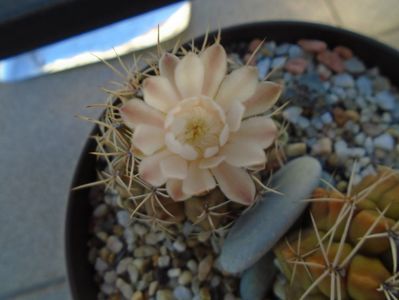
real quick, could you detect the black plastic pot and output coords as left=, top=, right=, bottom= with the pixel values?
left=65, top=21, right=399, bottom=299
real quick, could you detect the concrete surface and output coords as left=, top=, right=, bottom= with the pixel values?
left=0, top=0, right=398, bottom=299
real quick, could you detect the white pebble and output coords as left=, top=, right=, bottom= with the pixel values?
left=211, top=275, right=221, bottom=287
left=186, top=260, right=198, bottom=273
left=224, top=293, right=236, bottom=300
left=311, top=138, right=332, bottom=155
left=158, top=255, right=171, bottom=267
left=365, top=137, right=374, bottom=155
left=334, top=140, right=350, bottom=159
left=145, top=232, right=159, bottom=245
left=333, top=73, right=355, bottom=88
left=173, top=240, right=187, bottom=253
left=174, top=286, right=193, bottom=300
left=104, top=271, right=117, bottom=284
left=133, top=223, right=148, bottom=236
left=375, top=91, right=396, bottom=111
left=156, top=289, right=174, bottom=300
left=93, top=204, right=108, bottom=217
left=167, top=268, right=181, bottom=278
left=178, top=270, right=192, bottom=285
left=106, top=235, right=123, bottom=254
left=134, top=246, right=157, bottom=257
left=127, top=264, right=139, bottom=283
left=282, top=106, right=303, bottom=123
left=116, top=257, right=133, bottom=274
left=198, top=255, right=213, bottom=281
left=149, top=281, right=159, bottom=296
left=297, top=116, right=310, bottom=129
left=374, top=133, right=395, bottom=151
left=95, top=258, right=108, bottom=273
left=116, top=278, right=133, bottom=299
left=320, top=112, right=333, bottom=124
left=100, top=283, right=114, bottom=295
left=116, top=210, right=130, bottom=227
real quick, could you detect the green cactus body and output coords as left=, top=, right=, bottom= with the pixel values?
left=273, top=168, right=399, bottom=300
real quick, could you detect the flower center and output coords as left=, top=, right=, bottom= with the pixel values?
left=184, top=117, right=208, bottom=144
left=165, top=96, right=227, bottom=160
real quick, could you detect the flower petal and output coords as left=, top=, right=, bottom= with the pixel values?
left=233, top=116, right=278, bottom=149
left=143, top=76, right=180, bottom=113
left=219, top=125, right=229, bottom=146
left=175, top=53, right=205, bottom=98
left=182, top=162, right=216, bottom=195
left=215, top=66, right=258, bottom=110
left=243, top=81, right=283, bottom=117
left=166, top=179, right=190, bottom=201
left=160, top=155, right=188, bottom=180
left=220, top=141, right=266, bottom=167
left=212, top=162, right=255, bottom=205
left=201, top=43, right=227, bottom=98
left=132, top=124, right=165, bottom=155
left=139, top=150, right=171, bottom=186
left=204, top=146, right=219, bottom=158
left=199, top=155, right=225, bottom=169
left=159, top=52, right=180, bottom=88
left=120, top=98, right=165, bottom=129
left=165, top=132, right=198, bottom=160
left=226, top=101, right=245, bottom=132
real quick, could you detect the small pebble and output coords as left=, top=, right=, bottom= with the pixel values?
left=116, top=278, right=133, bottom=299
left=375, top=91, right=396, bottom=111
left=187, top=260, right=198, bottom=273
left=148, top=281, right=159, bottom=296
left=311, top=138, right=332, bottom=155
left=167, top=268, right=181, bottom=278
left=132, top=291, right=144, bottom=300
left=317, top=51, right=344, bottom=73
left=107, top=236, right=123, bottom=254
left=285, top=143, right=307, bottom=157
left=116, top=210, right=130, bottom=227
left=104, top=271, right=117, bottom=284
left=333, top=45, right=353, bottom=59
left=173, top=240, right=187, bottom=253
left=178, top=270, right=193, bottom=285
left=198, top=255, right=213, bottom=281
left=333, top=73, right=355, bottom=88
left=374, top=133, right=395, bottom=151
left=174, top=286, right=193, bottom=300
left=284, top=57, right=308, bottom=75
left=271, top=57, right=287, bottom=69
left=133, top=224, right=148, bottom=236
left=288, top=45, right=304, bottom=58
left=157, top=255, right=171, bottom=267
left=156, top=289, right=174, bottom=300
left=134, top=246, right=157, bottom=258
left=93, top=204, right=108, bottom=217
left=344, top=57, right=366, bottom=74
left=127, top=264, right=139, bottom=283
left=256, top=58, right=271, bottom=79
left=248, top=38, right=263, bottom=52
left=95, top=258, right=108, bottom=273
left=298, top=39, right=327, bottom=53
left=282, top=106, right=303, bottom=123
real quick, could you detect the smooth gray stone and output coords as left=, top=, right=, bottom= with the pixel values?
left=220, top=156, right=322, bottom=274
left=240, top=251, right=276, bottom=300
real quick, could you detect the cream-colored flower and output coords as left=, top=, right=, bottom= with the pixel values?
left=120, top=43, right=282, bottom=205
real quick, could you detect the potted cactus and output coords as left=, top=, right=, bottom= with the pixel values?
left=66, top=21, right=399, bottom=300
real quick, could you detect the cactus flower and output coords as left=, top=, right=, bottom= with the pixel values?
left=120, top=42, right=282, bottom=205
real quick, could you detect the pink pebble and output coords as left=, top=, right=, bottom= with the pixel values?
left=244, top=53, right=256, bottom=66
left=298, top=39, right=327, bottom=53
left=317, top=51, right=345, bottom=73
left=333, top=46, right=353, bottom=59
left=248, top=38, right=263, bottom=53
left=284, top=58, right=308, bottom=75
